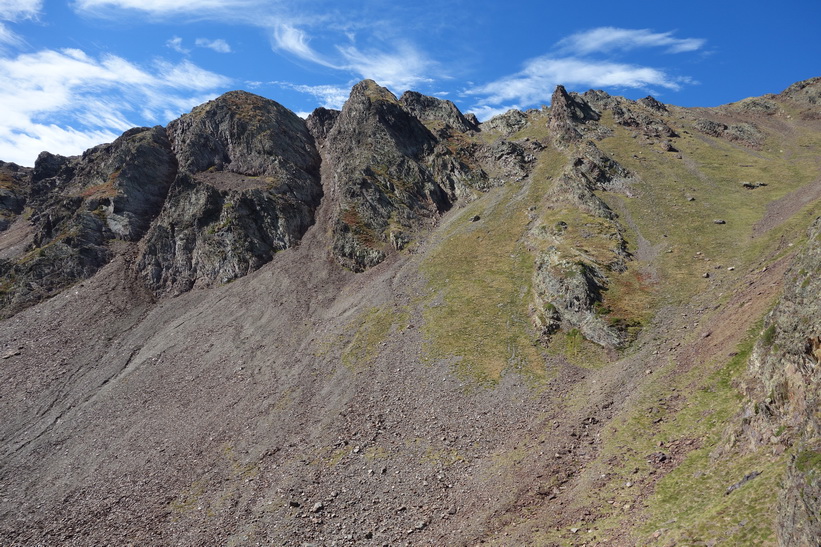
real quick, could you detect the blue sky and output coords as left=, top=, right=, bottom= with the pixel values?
left=0, top=0, right=819, bottom=166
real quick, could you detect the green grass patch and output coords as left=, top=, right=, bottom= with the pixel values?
left=596, top=115, right=821, bottom=307
left=795, top=449, right=821, bottom=473
left=419, top=150, right=566, bottom=384
left=567, top=323, right=774, bottom=543
left=340, top=305, right=410, bottom=370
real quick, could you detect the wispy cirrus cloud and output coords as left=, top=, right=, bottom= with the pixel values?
left=272, top=23, right=339, bottom=68
left=557, top=27, right=706, bottom=55
left=336, top=42, right=433, bottom=90
left=195, top=37, right=231, bottom=53
left=466, top=27, right=704, bottom=121
left=272, top=23, right=435, bottom=92
left=167, top=36, right=232, bottom=54
left=0, top=48, right=231, bottom=165
left=0, top=0, right=43, bottom=47
left=73, top=0, right=264, bottom=16
left=0, top=0, right=42, bottom=20
left=271, top=81, right=349, bottom=110
left=166, top=35, right=189, bottom=53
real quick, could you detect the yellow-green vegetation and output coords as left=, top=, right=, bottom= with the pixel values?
left=169, top=443, right=259, bottom=519
left=168, top=478, right=207, bottom=515
left=422, top=445, right=466, bottom=467
left=0, top=172, right=16, bottom=190
left=340, top=305, right=410, bottom=370
left=420, top=175, right=549, bottom=384
left=795, top=448, right=821, bottom=473
left=363, top=444, right=389, bottom=461
left=596, top=111, right=821, bottom=305
left=559, top=325, right=787, bottom=544
left=545, top=327, right=610, bottom=370
left=325, top=446, right=348, bottom=467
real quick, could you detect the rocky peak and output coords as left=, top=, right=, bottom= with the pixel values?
left=137, top=92, right=323, bottom=295
left=167, top=89, right=319, bottom=182
left=398, top=91, right=478, bottom=133
left=323, top=80, right=451, bottom=271
left=637, top=95, right=668, bottom=112
left=305, top=107, right=340, bottom=146
left=349, top=79, right=401, bottom=106
left=481, top=109, right=529, bottom=135
left=779, top=76, right=821, bottom=105
left=548, top=85, right=600, bottom=146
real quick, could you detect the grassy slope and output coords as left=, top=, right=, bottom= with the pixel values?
left=415, top=99, right=821, bottom=543
left=419, top=143, right=565, bottom=385
left=300, top=96, right=820, bottom=543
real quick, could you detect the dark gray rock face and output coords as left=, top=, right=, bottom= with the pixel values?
left=735, top=217, right=821, bottom=545
left=695, top=118, right=763, bottom=148
left=481, top=109, right=529, bottom=135
left=75, top=126, right=177, bottom=240
left=533, top=251, right=624, bottom=348
left=139, top=92, right=322, bottom=294
left=780, top=77, right=821, bottom=106
left=0, top=162, right=28, bottom=231
left=138, top=173, right=317, bottom=294
left=548, top=86, right=600, bottom=147
left=399, top=91, right=478, bottom=133
left=168, top=91, right=319, bottom=181
left=0, top=127, right=175, bottom=316
left=324, top=80, right=452, bottom=271
left=637, top=95, right=668, bottom=112
left=305, top=107, right=340, bottom=146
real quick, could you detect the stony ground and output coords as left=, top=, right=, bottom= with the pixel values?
left=1, top=79, right=820, bottom=546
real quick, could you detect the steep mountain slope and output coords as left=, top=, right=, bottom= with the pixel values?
left=0, top=78, right=820, bottom=545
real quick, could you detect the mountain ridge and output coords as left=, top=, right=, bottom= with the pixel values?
left=1, top=77, right=820, bottom=545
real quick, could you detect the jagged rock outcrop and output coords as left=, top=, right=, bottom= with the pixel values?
left=138, top=172, right=317, bottom=294
left=533, top=250, right=625, bottom=347
left=0, top=127, right=175, bottom=316
left=167, top=90, right=319, bottom=182
left=399, top=91, right=478, bottom=133
left=637, top=95, right=668, bottom=112
left=305, top=107, right=340, bottom=146
left=138, top=91, right=322, bottom=294
left=780, top=76, right=821, bottom=119
left=694, top=118, right=764, bottom=148
left=548, top=85, right=600, bottom=147
left=481, top=109, right=529, bottom=135
left=732, top=217, right=821, bottom=544
left=324, top=80, right=457, bottom=271
left=0, top=161, right=28, bottom=231
left=530, top=135, right=633, bottom=347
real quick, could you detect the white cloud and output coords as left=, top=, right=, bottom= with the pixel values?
left=75, top=1, right=435, bottom=95
left=272, top=81, right=349, bottom=110
left=0, top=48, right=230, bottom=165
left=195, top=38, right=231, bottom=53
left=0, top=0, right=43, bottom=21
left=0, top=23, right=20, bottom=46
left=469, top=104, right=520, bottom=122
left=166, top=35, right=189, bottom=54
left=73, top=0, right=261, bottom=16
left=0, top=0, right=42, bottom=48
left=468, top=56, right=684, bottom=109
left=273, top=23, right=338, bottom=68
left=336, top=42, right=433, bottom=91
left=467, top=27, right=704, bottom=119
left=272, top=23, right=434, bottom=92
left=557, top=27, right=706, bottom=55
